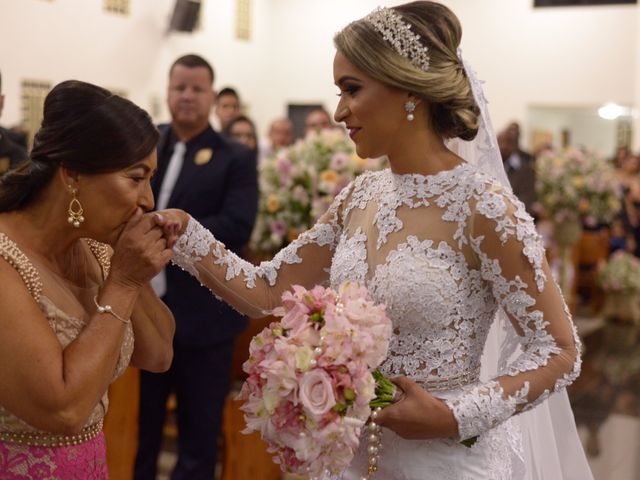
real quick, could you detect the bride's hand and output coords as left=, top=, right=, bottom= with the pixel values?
left=152, top=209, right=190, bottom=248
left=374, top=376, right=459, bottom=440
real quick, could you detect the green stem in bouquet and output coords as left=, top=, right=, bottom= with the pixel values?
left=369, top=369, right=397, bottom=408
left=369, top=369, right=478, bottom=448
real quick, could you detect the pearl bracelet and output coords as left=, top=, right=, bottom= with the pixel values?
left=93, top=296, right=130, bottom=324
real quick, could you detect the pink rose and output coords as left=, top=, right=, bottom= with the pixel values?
left=299, top=369, right=336, bottom=418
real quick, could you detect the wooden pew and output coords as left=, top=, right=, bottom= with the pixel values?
left=104, top=367, right=140, bottom=480
left=221, top=316, right=282, bottom=480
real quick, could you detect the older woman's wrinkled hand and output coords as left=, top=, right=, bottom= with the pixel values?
left=109, top=208, right=173, bottom=289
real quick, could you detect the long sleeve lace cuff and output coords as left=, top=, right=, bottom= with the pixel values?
left=445, top=381, right=518, bottom=441
left=172, top=216, right=219, bottom=279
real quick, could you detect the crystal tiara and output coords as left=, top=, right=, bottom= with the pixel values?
left=364, top=6, right=430, bottom=72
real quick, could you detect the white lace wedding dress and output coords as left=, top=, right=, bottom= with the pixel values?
left=171, top=161, right=584, bottom=479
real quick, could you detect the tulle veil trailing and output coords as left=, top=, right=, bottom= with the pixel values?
left=445, top=50, right=594, bottom=480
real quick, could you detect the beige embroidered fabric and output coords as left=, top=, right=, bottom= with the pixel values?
left=0, top=234, right=133, bottom=437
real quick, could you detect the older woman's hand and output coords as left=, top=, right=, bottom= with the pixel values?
left=109, top=208, right=173, bottom=288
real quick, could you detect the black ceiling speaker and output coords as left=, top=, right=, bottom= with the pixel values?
left=169, top=0, right=201, bottom=33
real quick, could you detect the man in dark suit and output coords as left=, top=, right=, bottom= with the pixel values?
left=0, top=70, right=27, bottom=173
left=134, top=54, right=258, bottom=480
left=498, top=122, right=537, bottom=218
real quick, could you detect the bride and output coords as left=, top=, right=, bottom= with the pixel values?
left=159, top=2, right=593, bottom=478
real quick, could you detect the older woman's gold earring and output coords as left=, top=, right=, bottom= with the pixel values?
left=405, top=100, right=416, bottom=121
left=67, top=187, right=85, bottom=228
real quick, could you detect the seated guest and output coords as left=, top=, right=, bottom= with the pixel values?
left=0, top=80, right=176, bottom=478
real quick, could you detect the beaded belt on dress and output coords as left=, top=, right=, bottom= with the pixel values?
left=0, top=419, right=103, bottom=447
left=421, top=370, right=480, bottom=391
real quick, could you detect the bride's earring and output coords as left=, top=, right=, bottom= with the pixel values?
left=404, top=100, right=416, bottom=121
left=67, top=186, right=85, bottom=228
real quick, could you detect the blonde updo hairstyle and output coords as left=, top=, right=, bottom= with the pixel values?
left=334, top=1, right=479, bottom=141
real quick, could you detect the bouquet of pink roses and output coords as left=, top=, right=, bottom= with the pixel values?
left=238, top=282, right=395, bottom=478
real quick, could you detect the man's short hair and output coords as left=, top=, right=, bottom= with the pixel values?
left=218, top=87, right=239, bottom=100
left=170, top=54, right=214, bottom=84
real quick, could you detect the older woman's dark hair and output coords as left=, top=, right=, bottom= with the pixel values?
left=0, top=80, right=159, bottom=212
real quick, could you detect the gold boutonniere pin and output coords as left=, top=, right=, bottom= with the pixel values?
left=194, top=148, right=213, bottom=166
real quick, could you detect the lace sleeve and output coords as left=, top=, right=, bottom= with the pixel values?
left=171, top=186, right=351, bottom=318
left=444, top=187, right=582, bottom=441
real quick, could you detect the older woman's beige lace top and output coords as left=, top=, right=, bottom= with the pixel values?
left=0, top=234, right=134, bottom=435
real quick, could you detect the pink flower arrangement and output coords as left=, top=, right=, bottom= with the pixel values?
left=251, top=129, right=387, bottom=255
left=536, top=148, right=621, bottom=225
left=238, top=282, right=395, bottom=478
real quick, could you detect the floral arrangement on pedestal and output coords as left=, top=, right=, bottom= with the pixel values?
left=597, top=251, right=640, bottom=325
left=251, top=129, right=386, bottom=255
left=536, top=148, right=622, bottom=297
left=536, top=148, right=621, bottom=235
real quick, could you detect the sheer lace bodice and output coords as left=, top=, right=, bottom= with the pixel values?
left=172, top=162, right=581, bottom=441
left=0, top=235, right=133, bottom=435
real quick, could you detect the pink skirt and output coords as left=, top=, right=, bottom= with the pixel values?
left=0, top=432, right=108, bottom=479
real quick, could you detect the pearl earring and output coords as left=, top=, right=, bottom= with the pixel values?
left=404, top=100, right=416, bottom=121
left=67, top=186, right=85, bottom=228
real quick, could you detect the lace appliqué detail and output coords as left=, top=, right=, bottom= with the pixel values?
left=365, top=237, right=494, bottom=388
left=172, top=217, right=216, bottom=279
left=446, top=381, right=516, bottom=441
left=475, top=189, right=547, bottom=292
left=330, top=228, right=368, bottom=287
left=173, top=217, right=340, bottom=291
left=257, top=224, right=338, bottom=287
left=0, top=434, right=108, bottom=479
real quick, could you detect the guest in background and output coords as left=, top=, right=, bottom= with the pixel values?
left=612, top=145, right=631, bottom=169
left=0, top=70, right=27, bottom=173
left=615, top=153, right=640, bottom=257
left=214, top=86, right=241, bottom=131
left=608, top=217, right=636, bottom=254
left=258, top=117, right=294, bottom=163
left=304, top=107, right=333, bottom=135
left=223, top=114, right=258, bottom=152
left=134, top=54, right=258, bottom=480
left=498, top=121, right=537, bottom=217
left=0, top=80, right=175, bottom=478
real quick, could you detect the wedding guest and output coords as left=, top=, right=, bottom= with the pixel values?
left=0, top=80, right=175, bottom=478
left=304, top=107, right=333, bottom=135
left=258, top=117, right=294, bottom=163
left=498, top=121, right=537, bottom=217
left=616, top=154, right=640, bottom=256
left=612, top=145, right=631, bottom=169
left=0, top=70, right=27, bottom=173
left=134, top=54, right=258, bottom=480
left=214, top=86, right=241, bottom=131
left=223, top=114, right=258, bottom=152
left=157, top=2, right=591, bottom=478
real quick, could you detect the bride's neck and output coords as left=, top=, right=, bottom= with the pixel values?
left=387, top=131, right=462, bottom=176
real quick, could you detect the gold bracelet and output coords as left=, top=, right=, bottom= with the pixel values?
left=93, top=295, right=130, bottom=324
